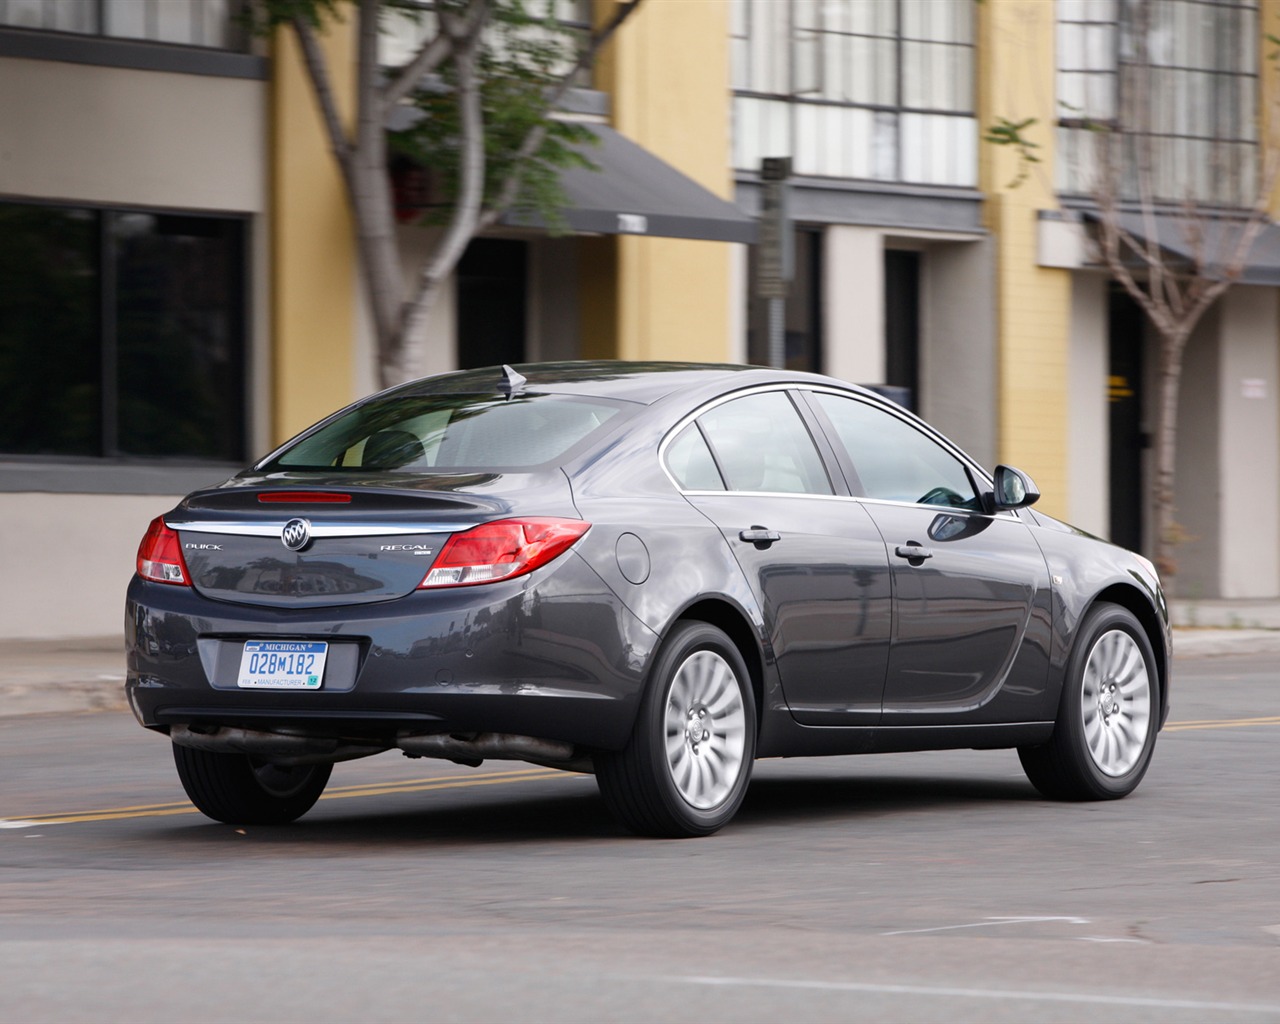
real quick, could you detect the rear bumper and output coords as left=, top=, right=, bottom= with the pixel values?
left=124, top=553, right=658, bottom=752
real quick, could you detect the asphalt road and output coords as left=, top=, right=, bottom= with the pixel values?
left=2, top=653, right=1279, bottom=1023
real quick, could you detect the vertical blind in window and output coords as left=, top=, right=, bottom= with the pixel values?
left=1056, top=0, right=1260, bottom=206
left=732, top=0, right=977, bottom=187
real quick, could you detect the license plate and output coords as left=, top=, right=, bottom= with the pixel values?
left=237, top=641, right=328, bottom=690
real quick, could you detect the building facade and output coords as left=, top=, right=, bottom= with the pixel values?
left=1, top=0, right=1278, bottom=639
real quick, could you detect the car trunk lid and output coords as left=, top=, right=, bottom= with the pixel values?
left=166, top=472, right=576, bottom=608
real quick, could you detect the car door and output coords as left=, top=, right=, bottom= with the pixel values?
left=806, top=390, right=1053, bottom=726
left=665, top=388, right=891, bottom=723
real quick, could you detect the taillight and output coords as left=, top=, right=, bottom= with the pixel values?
left=419, top=518, right=590, bottom=588
left=136, top=517, right=191, bottom=586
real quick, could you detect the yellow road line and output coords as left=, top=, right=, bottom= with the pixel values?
left=1165, top=715, right=1280, bottom=732
left=4, top=767, right=573, bottom=826
left=7, top=717, right=1278, bottom=826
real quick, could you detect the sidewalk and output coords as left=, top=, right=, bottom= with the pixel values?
left=0, top=599, right=1276, bottom=719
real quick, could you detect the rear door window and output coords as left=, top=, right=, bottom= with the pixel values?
left=695, top=391, right=832, bottom=495
left=665, top=424, right=726, bottom=490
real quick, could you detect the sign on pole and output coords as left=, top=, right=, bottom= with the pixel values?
left=756, top=157, right=793, bottom=300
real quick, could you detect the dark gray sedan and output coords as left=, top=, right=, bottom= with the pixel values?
left=126, top=362, right=1169, bottom=837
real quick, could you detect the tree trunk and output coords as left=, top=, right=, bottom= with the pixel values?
left=392, top=16, right=488, bottom=387
left=1151, top=327, right=1190, bottom=581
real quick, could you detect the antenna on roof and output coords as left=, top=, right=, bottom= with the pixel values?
left=498, top=364, right=527, bottom=400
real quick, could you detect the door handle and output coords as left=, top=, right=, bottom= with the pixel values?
left=894, top=543, right=933, bottom=562
left=739, top=527, right=781, bottom=549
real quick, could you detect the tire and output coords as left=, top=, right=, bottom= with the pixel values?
left=1019, top=602, right=1158, bottom=801
left=596, top=622, right=757, bottom=838
left=172, top=743, right=332, bottom=825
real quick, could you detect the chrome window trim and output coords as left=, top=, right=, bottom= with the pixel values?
left=659, top=382, right=1008, bottom=515
left=166, top=521, right=470, bottom=538
left=680, top=489, right=1020, bottom=519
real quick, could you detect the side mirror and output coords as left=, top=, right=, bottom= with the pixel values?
left=986, top=465, right=1040, bottom=512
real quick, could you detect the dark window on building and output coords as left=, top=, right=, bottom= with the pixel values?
left=456, top=239, right=527, bottom=370
left=1108, top=285, right=1146, bottom=551
left=884, top=248, right=920, bottom=407
left=0, top=202, right=247, bottom=462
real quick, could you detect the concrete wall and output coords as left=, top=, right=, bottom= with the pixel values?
left=0, top=54, right=272, bottom=641
left=921, top=237, right=997, bottom=469
left=1067, top=274, right=1109, bottom=538
left=1168, top=287, right=1280, bottom=598
left=1174, top=308, right=1223, bottom=597
left=1217, top=286, right=1280, bottom=597
left=0, top=493, right=185, bottom=638
left=0, top=57, right=266, bottom=212
left=823, top=226, right=884, bottom=385
left=820, top=228, right=996, bottom=470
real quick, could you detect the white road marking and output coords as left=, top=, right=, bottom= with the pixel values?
left=677, top=975, right=1280, bottom=1014
left=0, top=820, right=65, bottom=830
left=882, top=915, right=1089, bottom=936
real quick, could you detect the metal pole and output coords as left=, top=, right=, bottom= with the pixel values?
left=768, top=296, right=785, bottom=369
left=757, top=157, right=793, bottom=369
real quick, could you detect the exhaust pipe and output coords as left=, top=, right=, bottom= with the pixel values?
left=170, top=725, right=388, bottom=765
left=396, top=731, right=588, bottom=771
left=169, top=724, right=590, bottom=772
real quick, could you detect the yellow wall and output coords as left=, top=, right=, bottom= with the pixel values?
left=978, top=0, right=1072, bottom=519
left=271, top=21, right=359, bottom=445
left=591, top=0, right=735, bottom=363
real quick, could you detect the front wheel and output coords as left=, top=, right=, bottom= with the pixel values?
left=173, top=744, right=332, bottom=825
left=596, top=622, right=757, bottom=837
left=1019, top=603, right=1158, bottom=800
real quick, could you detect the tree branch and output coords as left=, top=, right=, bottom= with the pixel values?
left=356, top=0, right=383, bottom=150
left=479, top=0, right=644, bottom=227
left=291, top=15, right=357, bottom=192
left=381, top=3, right=475, bottom=111
left=394, top=7, right=489, bottom=380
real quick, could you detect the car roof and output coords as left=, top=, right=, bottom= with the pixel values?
left=389, top=361, right=861, bottom=407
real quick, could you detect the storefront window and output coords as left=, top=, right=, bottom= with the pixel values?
left=0, top=0, right=247, bottom=50
left=1056, top=0, right=1259, bottom=205
left=0, top=203, right=247, bottom=462
left=732, top=0, right=977, bottom=187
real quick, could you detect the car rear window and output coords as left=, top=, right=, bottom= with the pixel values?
left=263, top=392, right=629, bottom=471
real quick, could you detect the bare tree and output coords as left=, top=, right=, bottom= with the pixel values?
left=990, top=0, right=1279, bottom=580
left=1086, top=1, right=1279, bottom=579
left=255, top=0, right=643, bottom=387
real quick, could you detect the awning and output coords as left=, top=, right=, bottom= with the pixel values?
left=1083, top=210, right=1280, bottom=287
left=500, top=124, right=758, bottom=245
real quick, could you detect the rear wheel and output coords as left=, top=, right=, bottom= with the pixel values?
left=596, top=622, right=756, bottom=837
left=172, top=744, right=331, bottom=825
left=1019, top=603, right=1158, bottom=800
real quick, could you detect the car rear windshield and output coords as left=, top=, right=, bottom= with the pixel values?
left=262, top=392, right=630, bottom=471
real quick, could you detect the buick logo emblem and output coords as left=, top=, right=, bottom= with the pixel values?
left=281, top=518, right=311, bottom=551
